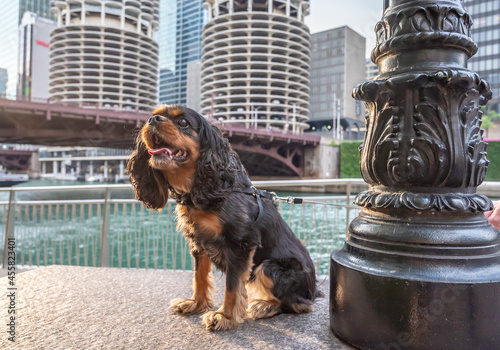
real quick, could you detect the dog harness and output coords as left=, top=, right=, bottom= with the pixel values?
left=233, top=186, right=276, bottom=227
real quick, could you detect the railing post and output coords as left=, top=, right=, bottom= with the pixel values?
left=100, top=187, right=111, bottom=267
left=330, top=1, right=500, bottom=349
left=344, top=181, right=351, bottom=234
left=2, top=191, right=15, bottom=269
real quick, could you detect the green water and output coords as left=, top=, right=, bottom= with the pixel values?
left=0, top=180, right=356, bottom=275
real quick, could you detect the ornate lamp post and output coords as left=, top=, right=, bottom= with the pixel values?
left=330, top=1, right=500, bottom=349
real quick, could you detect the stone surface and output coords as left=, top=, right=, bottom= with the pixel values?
left=0, top=265, right=355, bottom=350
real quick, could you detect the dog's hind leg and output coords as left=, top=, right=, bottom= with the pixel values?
left=247, top=299, right=281, bottom=319
left=256, top=258, right=318, bottom=315
left=246, top=264, right=282, bottom=319
left=289, top=301, right=314, bottom=314
left=171, top=252, right=214, bottom=315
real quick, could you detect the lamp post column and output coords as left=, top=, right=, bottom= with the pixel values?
left=330, top=1, right=500, bottom=349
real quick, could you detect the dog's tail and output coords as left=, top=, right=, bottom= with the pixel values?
left=313, top=276, right=327, bottom=299
left=314, top=288, right=325, bottom=299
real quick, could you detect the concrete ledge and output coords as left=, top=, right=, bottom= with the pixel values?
left=0, top=265, right=355, bottom=350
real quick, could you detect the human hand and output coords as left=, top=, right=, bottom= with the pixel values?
left=485, top=200, right=500, bottom=230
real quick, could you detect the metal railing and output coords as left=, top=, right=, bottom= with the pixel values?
left=0, top=179, right=368, bottom=275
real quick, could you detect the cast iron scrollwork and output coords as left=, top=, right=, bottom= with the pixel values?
left=373, top=4, right=477, bottom=62
left=354, top=69, right=492, bottom=211
left=355, top=191, right=492, bottom=212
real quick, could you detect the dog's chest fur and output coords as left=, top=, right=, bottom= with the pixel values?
left=175, top=205, right=228, bottom=270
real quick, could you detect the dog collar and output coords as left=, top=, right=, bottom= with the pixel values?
left=167, top=184, right=194, bottom=207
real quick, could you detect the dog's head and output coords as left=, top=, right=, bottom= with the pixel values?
left=127, top=105, right=240, bottom=211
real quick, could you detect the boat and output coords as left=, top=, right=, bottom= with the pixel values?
left=0, top=172, right=29, bottom=187
left=86, top=175, right=104, bottom=182
left=53, top=173, right=78, bottom=181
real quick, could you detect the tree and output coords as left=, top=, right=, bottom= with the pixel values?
left=481, top=107, right=500, bottom=138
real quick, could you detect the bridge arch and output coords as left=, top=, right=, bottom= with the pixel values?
left=231, top=141, right=303, bottom=177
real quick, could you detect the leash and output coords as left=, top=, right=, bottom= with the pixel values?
left=234, top=186, right=362, bottom=226
left=270, top=193, right=361, bottom=210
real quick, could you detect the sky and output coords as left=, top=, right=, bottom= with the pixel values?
left=305, top=0, right=384, bottom=59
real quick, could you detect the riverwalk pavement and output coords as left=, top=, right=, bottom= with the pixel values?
left=0, top=265, right=356, bottom=350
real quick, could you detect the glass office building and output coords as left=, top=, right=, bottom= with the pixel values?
left=157, top=0, right=205, bottom=105
left=19, top=0, right=53, bottom=20
left=0, top=68, right=7, bottom=96
left=0, top=0, right=53, bottom=98
left=464, top=0, right=500, bottom=112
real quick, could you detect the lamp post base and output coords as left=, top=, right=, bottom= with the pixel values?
left=330, top=246, right=500, bottom=350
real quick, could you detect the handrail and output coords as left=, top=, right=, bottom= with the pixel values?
left=0, top=179, right=366, bottom=192
left=4, top=179, right=497, bottom=193
left=4, top=179, right=499, bottom=195
left=0, top=184, right=131, bottom=192
left=0, top=195, right=353, bottom=206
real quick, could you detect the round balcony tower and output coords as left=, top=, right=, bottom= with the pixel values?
left=49, top=0, right=159, bottom=111
left=201, top=0, right=311, bottom=133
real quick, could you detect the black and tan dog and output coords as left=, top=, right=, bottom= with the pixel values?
left=127, top=105, right=322, bottom=331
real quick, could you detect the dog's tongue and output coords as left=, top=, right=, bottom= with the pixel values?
left=148, top=148, right=172, bottom=156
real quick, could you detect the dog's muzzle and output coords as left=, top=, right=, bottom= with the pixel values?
left=148, top=115, right=166, bottom=126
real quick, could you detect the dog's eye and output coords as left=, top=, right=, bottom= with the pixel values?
left=177, top=118, right=189, bottom=128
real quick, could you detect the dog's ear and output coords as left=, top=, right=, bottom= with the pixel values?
left=190, top=114, right=240, bottom=210
left=127, top=134, right=169, bottom=210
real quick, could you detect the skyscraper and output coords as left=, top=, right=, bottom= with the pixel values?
left=18, top=12, right=56, bottom=100
left=158, top=0, right=205, bottom=105
left=309, top=26, right=366, bottom=138
left=366, top=58, right=378, bottom=81
left=201, top=0, right=311, bottom=133
left=49, top=0, right=159, bottom=111
left=464, top=0, right=500, bottom=112
left=0, top=68, right=7, bottom=97
left=0, top=0, right=53, bottom=98
left=19, top=0, right=53, bottom=20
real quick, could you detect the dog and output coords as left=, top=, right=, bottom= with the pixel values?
left=127, top=104, right=322, bottom=331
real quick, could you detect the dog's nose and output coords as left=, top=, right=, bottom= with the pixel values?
left=148, top=115, right=165, bottom=125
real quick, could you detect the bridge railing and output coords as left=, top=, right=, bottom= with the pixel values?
left=0, top=179, right=368, bottom=275
left=213, top=120, right=321, bottom=144
left=0, top=94, right=141, bottom=110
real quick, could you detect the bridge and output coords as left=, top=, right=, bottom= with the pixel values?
left=0, top=96, right=320, bottom=176
left=0, top=149, right=34, bottom=171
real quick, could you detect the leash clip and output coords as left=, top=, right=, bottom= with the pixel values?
left=270, top=192, right=296, bottom=204
left=270, top=191, right=278, bottom=202
left=250, top=186, right=258, bottom=197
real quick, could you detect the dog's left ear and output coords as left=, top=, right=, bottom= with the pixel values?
left=127, top=134, right=169, bottom=210
left=190, top=113, right=239, bottom=210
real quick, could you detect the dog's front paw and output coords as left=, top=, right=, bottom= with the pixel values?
left=201, top=311, right=240, bottom=331
left=170, top=298, right=214, bottom=315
